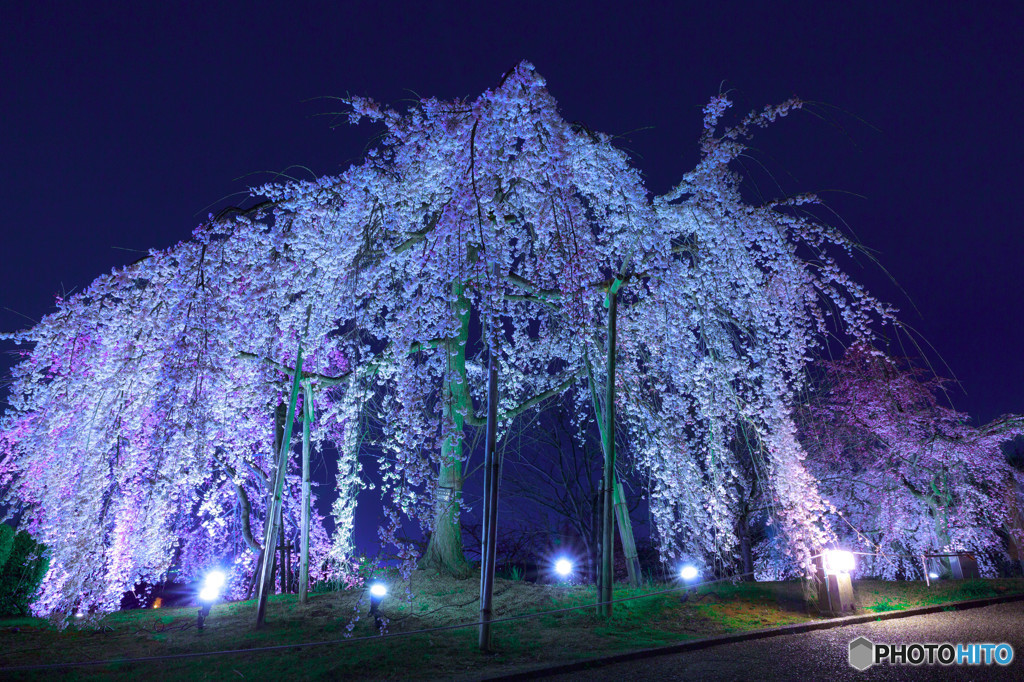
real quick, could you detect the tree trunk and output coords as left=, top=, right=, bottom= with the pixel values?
left=737, top=512, right=754, bottom=581
left=421, top=442, right=471, bottom=577
left=245, top=546, right=264, bottom=601
left=420, top=281, right=472, bottom=578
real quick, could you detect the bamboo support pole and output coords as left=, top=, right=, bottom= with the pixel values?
left=278, top=506, right=287, bottom=591
left=478, top=313, right=501, bottom=651
left=255, top=347, right=304, bottom=628
left=600, top=286, right=619, bottom=616
left=613, top=481, right=640, bottom=587
left=300, top=380, right=313, bottom=603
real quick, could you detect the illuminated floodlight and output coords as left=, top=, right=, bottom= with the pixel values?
left=199, top=570, right=227, bottom=603
left=929, top=572, right=939, bottom=579
left=75, top=611, right=85, bottom=619
left=680, top=565, right=699, bottom=581
left=554, top=558, right=573, bottom=577
left=205, top=570, right=226, bottom=590
left=369, top=582, right=387, bottom=622
left=197, top=570, right=228, bottom=630
left=823, top=549, right=855, bottom=575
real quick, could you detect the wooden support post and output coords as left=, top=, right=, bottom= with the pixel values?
left=300, top=380, right=313, bottom=603
left=613, top=481, right=640, bottom=587
left=478, top=318, right=501, bottom=652
left=255, top=347, right=304, bottom=628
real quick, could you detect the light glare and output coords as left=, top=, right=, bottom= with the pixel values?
left=370, top=583, right=387, bottom=597
left=554, top=558, right=572, bottom=576
left=823, top=549, right=855, bottom=574
left=199, top=585, right=220, bottom=602
left=204, top=570, right=227, bottom=589
left=680, top=565, right=698, bottom=581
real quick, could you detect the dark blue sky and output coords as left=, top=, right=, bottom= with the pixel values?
left=3, top=1, right=1022, bottom=428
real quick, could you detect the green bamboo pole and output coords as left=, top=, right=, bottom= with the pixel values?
left=478, top=332, right=500, bottom=651
left=299, top=379, right=313, bottom=604
left=613, top=481, right=640, bottom=587
left=600, top=284, right=619, bottom=617
left=255, top=347, right=304, bottom=628
left=586, top=352, right=641, bottom=593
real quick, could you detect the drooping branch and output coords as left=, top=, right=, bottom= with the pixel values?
left=211, top=449, right=262, bottom=553
left=501, top=371, right=585, bottom=422
left=236, top=351, right=350, bottom=387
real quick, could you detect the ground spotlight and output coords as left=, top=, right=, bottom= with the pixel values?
left=369, top=582, right=387, bottom=627
left=554, top=558, right=573, bottom=578
left=680, top=565, right=699, bottom=582
left=677, top=564, right=700, bottom=604
left=369, top=582, right=387, bottom=611
left=205, top=570, right=227, bottom=590
left=929, top=571, right=939, bottom=579
left=197, top=570, right=227, bottom=631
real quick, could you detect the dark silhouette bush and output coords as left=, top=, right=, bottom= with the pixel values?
left=0, top=523, right=14, bottom=568
left=0, top=524, right=49, bottom=616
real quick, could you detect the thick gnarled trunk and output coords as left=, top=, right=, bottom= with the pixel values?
left=420, top=281, right=472, bottom=578
left=421, top=454, right=470, bottom=578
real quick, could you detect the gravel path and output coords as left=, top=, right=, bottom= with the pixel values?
left=543, top=601, right=1024, bottom=681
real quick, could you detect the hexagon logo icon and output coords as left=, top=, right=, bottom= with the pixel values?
left=849, top=636, right=875, bottom=671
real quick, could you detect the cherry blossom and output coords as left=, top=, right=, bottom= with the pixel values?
left=2, top=62, right=895, bottom=617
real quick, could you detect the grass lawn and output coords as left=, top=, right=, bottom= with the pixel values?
left=1, top=574, right=1021, bottom=680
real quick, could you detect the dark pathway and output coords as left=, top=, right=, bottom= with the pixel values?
left=544, top=601, right=1024, bottom=681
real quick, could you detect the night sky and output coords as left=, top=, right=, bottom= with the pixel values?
left=3, top=1, right=1022, bottom=433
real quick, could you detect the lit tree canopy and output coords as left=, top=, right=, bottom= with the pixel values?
left=798, top=346, right=1024, bottom=578
left=0, top=222, right=349, bottom=615
left=2, top=61, right=894, bottom=617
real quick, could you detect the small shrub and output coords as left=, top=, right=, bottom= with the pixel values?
left=953, top=579, right=995, bottom=600
left=0, top=524, right=49, bottom=616
left=866, top=598, right=908, bottom=613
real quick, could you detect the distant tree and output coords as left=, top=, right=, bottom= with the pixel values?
left=798, top=346, right=1024, bottom=578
